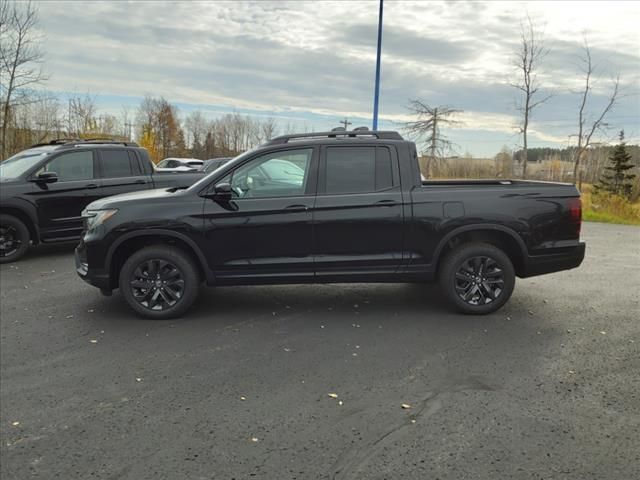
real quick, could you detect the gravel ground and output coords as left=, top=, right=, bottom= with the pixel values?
left=1, top=221, right=639, bottom=480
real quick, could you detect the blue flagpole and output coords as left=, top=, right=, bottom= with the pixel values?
left=372, top=0, right=383, bottom=130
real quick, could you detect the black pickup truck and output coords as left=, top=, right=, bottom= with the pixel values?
left=75, top=129, right=585, bottom=318
left=0, top=140, right=203, bottom=262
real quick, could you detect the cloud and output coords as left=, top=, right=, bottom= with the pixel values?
left=34, top=0, right=640, bottom=156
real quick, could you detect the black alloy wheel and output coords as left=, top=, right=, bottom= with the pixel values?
left=0, top=225, right=21, bottom=258
left=0, top=214, right=30, bottom=263
left=454, top=256, right=505, bottom=306
left=130, top=259, right=185, bottom=311
left=119, top=245, right=200, bottom=319
left=439, top=242, right=515, bottom=315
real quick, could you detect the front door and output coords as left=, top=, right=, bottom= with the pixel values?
left=313, top=145, right=405, bottom=280
left=201, top=147, right=317, bottom=283
left=30, top=150, right=100, bottom=241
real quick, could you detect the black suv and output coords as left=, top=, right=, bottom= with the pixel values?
left=0, top=139, right=202, bottom=262
left=75, top=129, right=585, bottom=319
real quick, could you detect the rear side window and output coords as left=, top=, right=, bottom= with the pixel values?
left=325, top=146, right=394, bottom=194
left=100, top=150, right=135, bottom=178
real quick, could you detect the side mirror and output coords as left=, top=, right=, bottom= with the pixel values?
left=213, top=182, right=233, bottom=200
left=34, top=171, right=58, bottom=184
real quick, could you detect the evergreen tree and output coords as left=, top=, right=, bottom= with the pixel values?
left=596, top=130, right=636, bottom=198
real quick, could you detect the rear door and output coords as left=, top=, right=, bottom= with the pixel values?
left=313, top=144, right=404, bottom=279
left=30, top=149, right=99, bottom=240
left=98, top=149, right=153, bottom=197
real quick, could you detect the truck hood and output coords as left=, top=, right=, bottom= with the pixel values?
left=86, top=187, right=185, bottom=210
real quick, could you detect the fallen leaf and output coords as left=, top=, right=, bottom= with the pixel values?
left=136, top=378, right=142, bottom=382
left=568, top=370, right=576, bottom=374
left=89, top=339, right=98, bottom=344
left=355, top=345, right=360, bottom=349
left=600, top=331, right=607, bottom=335
left=401, top=403, right=412, bottom=409
left=283, top=347, right=291, bottom=352
left=251, top=437, right=259, bottom=442
left=66, top=315, right=74, bottom=319
left=320, top=325, right=325, bottom=329
left=11, top=421, right=19, bottom=426
left=528, top=311, right=534, bottom=316
left=352, top=353, right=358, bottom=357
left=411, top=419, right=416, bottom=424
left=327, top=393, right=338, bottom=399
left=240, top=396, right=246, bottom=401
left=88, top=309, right=94, bottom=313
left=338, top=400, right=343, bottom=406
left=506, top=316, right=511, bottom=321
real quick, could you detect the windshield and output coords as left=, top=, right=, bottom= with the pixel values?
left=0, top=149, right=53, bottom=179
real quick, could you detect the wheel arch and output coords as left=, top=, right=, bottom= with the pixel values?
left=434, top=224, right=527, bottom=276
left=106, top=230, right=212, bottom=289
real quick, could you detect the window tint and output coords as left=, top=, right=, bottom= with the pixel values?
left=43, top=151, right=94, bottom=181
left=101, top=150, right=133, bottom=178
left=375, top=147, right=393, bottom=190
left=325, top=146, right=394, bottom=194
left=230, top=149, right=312, bottom=198
left=326, top=147, right=375, bottom=194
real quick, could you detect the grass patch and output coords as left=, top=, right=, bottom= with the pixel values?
left=583, top=210, right=640, bottom=226
left=580, top=184, right=640, bottom=225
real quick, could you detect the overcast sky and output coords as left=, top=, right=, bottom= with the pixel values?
left=37, top=0, right=640, bottom=156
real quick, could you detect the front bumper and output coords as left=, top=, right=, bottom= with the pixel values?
left=520, top=242, right=586, bottom=278
left=75, top=242, right=111, bottom=291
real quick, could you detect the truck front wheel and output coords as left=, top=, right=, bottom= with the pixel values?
left=119, top=245, right=200, bottom=319
left=439, top=242, right=515, bottom=315
left=0, top=214, right=30, bottom=264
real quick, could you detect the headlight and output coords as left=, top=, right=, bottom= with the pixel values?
left=82, top=209, right=118, bottom=230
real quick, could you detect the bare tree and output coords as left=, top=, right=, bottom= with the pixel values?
left=404, top=99, right=462, bottom=178
left=572, top=41, right=620, bottom=185
left=261, top=117, right=278, bottom=142
left=0, top=0, right=47, bottom=158
left=511, top=15, right=551, bottom=179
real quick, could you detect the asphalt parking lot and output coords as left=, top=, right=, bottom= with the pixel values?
left=1, top=222, right=639, bottom=479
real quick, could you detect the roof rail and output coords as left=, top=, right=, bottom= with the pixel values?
left=66, top=140, right=140, bottom=147
left=29, top=138, right=139, bottom=148
left=264, top=130, right=404, bottom=146
left=29, top=138, right=81, bottom=148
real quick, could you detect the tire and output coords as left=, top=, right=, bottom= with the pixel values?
left=0, top=214, right=30, bottom=264
left=118, top=245, right=200, bottom=319
left=439, top=242, right=515, bottom=315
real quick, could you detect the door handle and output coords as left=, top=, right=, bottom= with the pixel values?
left=375, top=199, right=398, bottom=206
left=85, top=183, right=99, bottom=189
left=284, top=204, right=309, bottom=212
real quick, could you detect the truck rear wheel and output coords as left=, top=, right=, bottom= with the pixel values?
left=439, top=242, right=515, bottom=315
left=119, top=245, right=200, bottom=319
left=0, top=214, right=30, bottom=264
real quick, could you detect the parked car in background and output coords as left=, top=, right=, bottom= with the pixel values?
left=156, top=158, right=203, bottom=172
left=0, top=140, right=203, bottom=263
left=201, top=157, right=233, bottom=173
left=75, top=129, right=585, bottom=319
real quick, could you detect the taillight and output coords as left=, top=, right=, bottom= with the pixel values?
left=568, top=197, right=582, bottom=237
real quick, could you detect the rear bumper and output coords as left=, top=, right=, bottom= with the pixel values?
left=520, top=242, right=586, bottom=278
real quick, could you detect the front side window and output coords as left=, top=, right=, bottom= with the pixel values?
left=325, top=146, right=394, bottom=194
left=42, top=151, right=94, bottom=181
left=229, top=148, right=312, bottom=198
left=100, top=150, right=134, bottom=178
